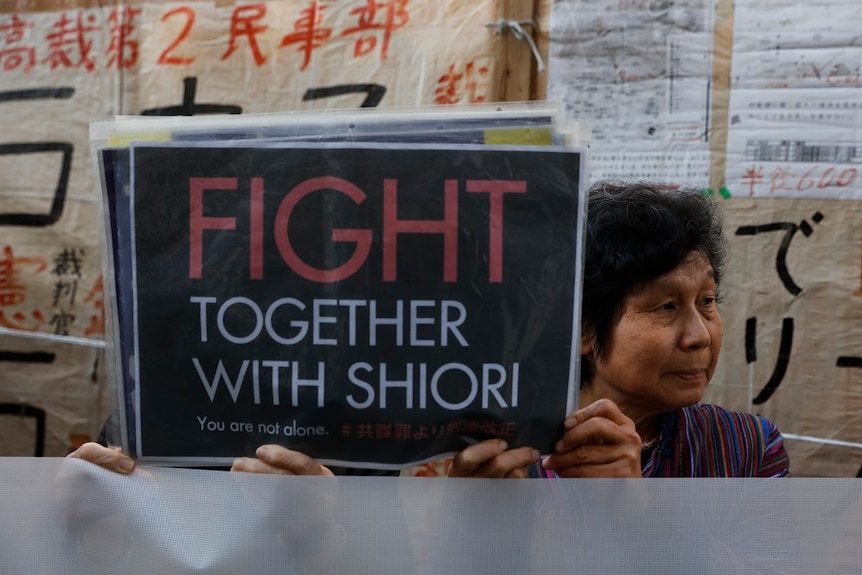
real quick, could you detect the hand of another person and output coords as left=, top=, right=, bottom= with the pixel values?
left=231, top=444, right=334, bottom=476
left=66, top=442, right=136, bottom=475
left=542, top=398, right=642, bottom=478
left=447, top=439, right=539, bottom=478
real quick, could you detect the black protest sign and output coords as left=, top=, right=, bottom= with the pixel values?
left=129, top=142, right=583, bottom=468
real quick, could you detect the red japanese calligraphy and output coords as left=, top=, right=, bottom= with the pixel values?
left=0, top=308, right=45, bottom=331
left=767, top=166, right=792, bottom=195
left=434, top=61, right=490, bottom=105
left=796, top=166, right=857, bottom=192
left=0, top=14, right=36, bottom=71
left=82, top=275, right=105, bottom=336
left=158, top=7, right=195, bottom=66
left=0, top=246, right=48, bottom=331
left=222, top=4, right=268, bottom=66
left=43, top=11, right=99, bottom=71
left=739, top=164, right=858, bottom=196
left=375, top=423, right=393, bottom=439
left=394, top=423, right=411, bottom=439
left=106, top=6, right=142, bottom=70
left=279, top=1, right=332, bottom=71
left=342, top=0, right=409, bottom=61
left=741, top=166, right=764, bottom=197
left=0, top=246, right=47, bottom=307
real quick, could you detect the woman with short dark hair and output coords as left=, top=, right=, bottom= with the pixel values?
left=449, top=181, right=789, bottom=478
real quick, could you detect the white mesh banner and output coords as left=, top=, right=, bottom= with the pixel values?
left=1, top=458, right=861, bottom=573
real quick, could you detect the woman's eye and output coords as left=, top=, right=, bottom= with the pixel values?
left=658, top=301, right=676, bottom=311
left=701, top=296, right=717, bottom=307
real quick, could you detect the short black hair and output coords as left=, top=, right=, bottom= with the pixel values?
left=581, top=181, right=727, bottom=382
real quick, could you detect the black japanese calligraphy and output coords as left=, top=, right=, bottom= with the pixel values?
left=0, top=88, right=74, bottom=227
left=141, top=76, right=242, bottom=116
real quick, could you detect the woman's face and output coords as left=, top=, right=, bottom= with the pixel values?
left=584, top=250, right=723, bottom=416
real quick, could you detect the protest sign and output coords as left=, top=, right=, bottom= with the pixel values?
left=118, top=141, right=584, bottom=468
left=0, top=0, right=538, bottom=459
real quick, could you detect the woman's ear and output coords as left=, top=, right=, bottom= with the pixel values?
left=580, top=333, right=595, bottom=356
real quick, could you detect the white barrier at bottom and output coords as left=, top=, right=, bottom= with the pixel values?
left=1, top=458, right=860, bottom=574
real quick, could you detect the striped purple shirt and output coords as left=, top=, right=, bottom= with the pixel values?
left=533, top=404, right=790, bottom=478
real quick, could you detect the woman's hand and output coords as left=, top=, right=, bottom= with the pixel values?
left=542, top=398, right=643, bottom=478
left=66, top=442, right=136, bottom=475
left=231, top=444, right=334, bottom=476
left=447, top=439, right=539, bottom=478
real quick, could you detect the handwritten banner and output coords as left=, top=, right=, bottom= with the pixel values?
left=704, top=196, right=862, bottom=477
